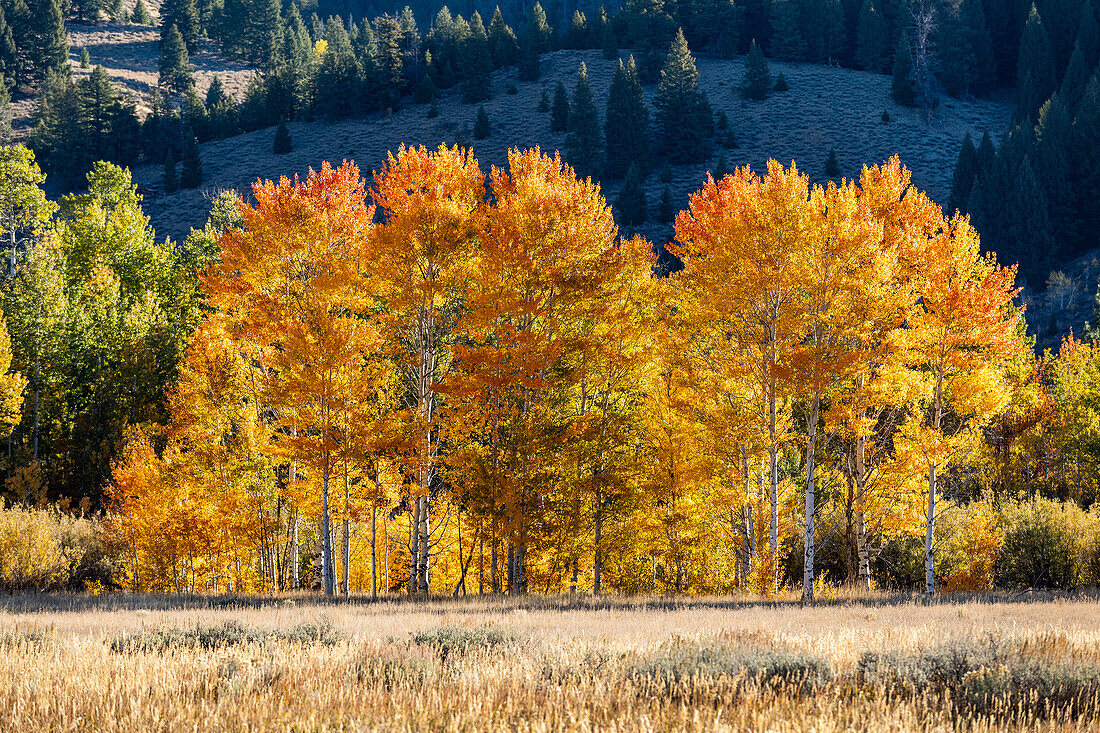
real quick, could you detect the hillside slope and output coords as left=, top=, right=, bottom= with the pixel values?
left=130, top=49, right=1013, bottom=245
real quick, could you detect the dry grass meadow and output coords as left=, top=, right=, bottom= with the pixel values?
left=125, top=49, right=1013, bottom=243
left=2, top=592, right=1099, bottom=731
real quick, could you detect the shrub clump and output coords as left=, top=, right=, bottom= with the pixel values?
left=630, top=636, right=831, bottom=694
left=412, top=626, right=521, bottom=661
left=110, top=619, right=342, bottom=653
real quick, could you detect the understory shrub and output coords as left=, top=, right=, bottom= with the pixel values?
left=110, top=619, right=342, bottom=653
left=0, top=503, right=114, bottom=591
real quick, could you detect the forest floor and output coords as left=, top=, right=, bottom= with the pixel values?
left=118, top=48, right=1012, bottom=247
left=2, top=592, right=1099, bottom=731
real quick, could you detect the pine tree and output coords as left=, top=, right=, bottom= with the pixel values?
left=948, top=131, right=978, bottom=214
left=936, top=4, right=979, bottom=97
left=131, top=0, right=153, bottom=24
left=517, top=28, right=540, bottom=80
left=33, top=0, right=68, bottom=82
left=550, top=79, right=569, bottom=131
left=462, top=11, right=492, bottom=102
left=487, top=6, right=519, bottom=69
left=713, top=150, right=730, bottom=178
left=565, top=62, right=603, bottom=179
left=273, top=117, right=292, bottom=153
left=1073, top=69, right=1100, bottom=248
left=658, top=183, right=675, bottom=222
left=474, top=104, right=490, bottom=138
left=891, top=37, right=915, bottom=106
left=1003, top=155, right=1055, bottom=285
left=769, top=0, right=806, bottom=61
left=537, top=88, right=549, bottom=112
left=180, top=132, right=202, bottom=188
left=1034, top=94, right=1077, bottom=252
left=159, top=24, right=193, bottom=94
left=774, top=72, right=789, bottom=91
left=616, top=162, right=647, bottom=225
left=655, top=28, right=714, bottom=163
left=742, top=38, right=770, bottom=100
left=160, top=0, right=199, bottom=48
left=415, top=73, right=437, bottom=103
left=824, top=147, right=840, bottom=177
left=716, top=109, right=737, bottom=147
left=567, top=9, right=588, bottom=49
left=163, top=147, right=178, bottom=192
left=605, top=56, right=650, bottom=177
left=0, top=5, right=17, bottom=85
left=427, top=98, right=439, bottom=117
left=245, top=0, right=284, bottom=69
left=1060, top=41, right=1095, bottom=112
left=960, top=0, right=996, bottom=92
left=527, top=2, right=554, bottom=52
left=1015, top=4, right=1056, bottom=122
left=856, top=0, right=890, bottom=72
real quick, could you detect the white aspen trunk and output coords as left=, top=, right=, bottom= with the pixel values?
left=802, top=393, right=821, bottom=604
left=769, top=385, right=780, bottom=595
left=593, top=500, right=603, bottom=595
left=418, top=494, right=430, bottom=593
left=854, top=434, right=872, bottom=591
left=291, top=513, right=299, bottom=590
left=925, top=371, right=944, bottom=596
left=321, top=472, right=334, bottom=596
left=409, top=499, right=420, bottom=594
left=371, top=503, right=378, bottom=600
left=925, top=462, right=937, bottom=595
left=342, top=467, right=350, bottom=596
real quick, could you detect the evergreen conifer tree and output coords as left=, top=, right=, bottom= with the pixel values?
left=616, top=161, right=646, bottom=225
left=1015, top=4, right=1056, bottom=121
left=605, top=55, right=649, bottom=176
left=527, top=2, right=553, bottom=52
left=825, top=147, right=840, bottom=177
left=131, top=0, right=153, bottom=24
left=517, top=28, right=540, bottom=80
left=180, top=131, right=202, bottom=188
left=474, top=104, right=490, bottom=138
left=891, top=37, right=915, bottom=106
left=163, top=147, right=178, bottom=192
left=0, top=5, right=17, bottom=85
left=415, top=73, right=437, bottom=103
left=769, top=0, right=806, bottom=61
left=0, top=77, right=11, bottom=144
left=487, top=7, right=519, bottom=69
left=658, top=183, right=675, bottom=223
left=856, top=0, right=890, bottom=72
left=550, top=79, right=569, bottom=131
left=948, top=131, right=978, bottom=214
left=159, top=25, right=193, bottom=94
left=462, top=11, right=492, bottom=102
left=742, top=38, right=770, bottom=100
left=273, top=117, right=292, bottom=153
left=1003, top=155, right=1055, bottom=284
left=538, top=88, right=549, bottom=112
left=245, top=0, right=284, bottom=69
left=713, top=150, right=730, bottom=178
left=655, top=28, right=714, bottom=162
left=80, top=48, right=90, bottom=68
left=160, top=0, right=199, bottom=48
left=33, top=0, right=68, bottom=82
left=565, top=62, right=603, bottom=179
left=1034, top=94, right=1076, bottom=251
left=960, top=0, right=996, bottom=92
left=1073, top=69, right=1100, bottom=245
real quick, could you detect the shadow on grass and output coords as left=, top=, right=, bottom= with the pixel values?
left=2, top=588, right=1097, bottom=614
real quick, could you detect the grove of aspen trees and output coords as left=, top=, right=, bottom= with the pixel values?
left=90, top=144, right=1029, bottom=600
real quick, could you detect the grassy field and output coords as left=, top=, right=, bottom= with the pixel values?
left=123, top=49, right=1012, bottom=244
left=2, top=593, right=1099, bottom=731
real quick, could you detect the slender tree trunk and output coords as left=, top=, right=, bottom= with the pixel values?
left=925, top=370, right=944, bottom=596
left=343, top=466, right=350, bottom=597
left=802, top=392, right=821, bottom=603
left=593, top=496, right=603, bottom=595
left=409, top=496, right=421, bottom=594
left=418, top=494, right=430, bottom=593
left=291, top=511, right=299, bottom=591
left=769, top=383, right=780, bottom=595
left=478, top=523, right=484, bottom=595
left=371, top=502, right=378, bottom=600
left=322, top=471, right=334, bottom=596
left=491, top=532, right=500, bottom=593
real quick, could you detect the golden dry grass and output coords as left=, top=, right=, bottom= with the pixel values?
left=2, top=593, right=1099, bottom=731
